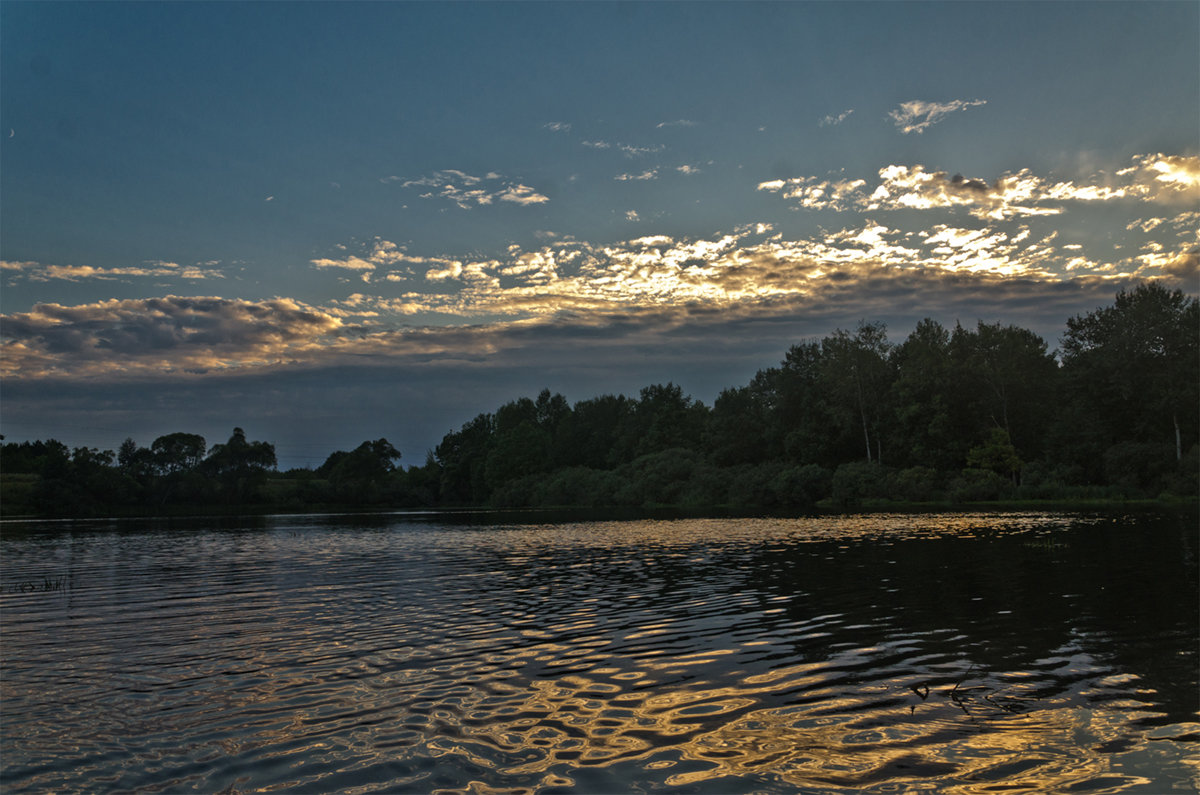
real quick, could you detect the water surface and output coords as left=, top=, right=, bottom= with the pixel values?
left=2, top=511, right=1197, bottom=793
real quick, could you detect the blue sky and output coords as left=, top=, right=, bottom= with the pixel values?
left=2, top=1, right=1197, bottom=468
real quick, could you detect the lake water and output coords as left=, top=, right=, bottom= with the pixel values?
left=1, top=511, right=1196, bottom=794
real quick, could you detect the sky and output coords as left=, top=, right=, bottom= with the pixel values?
left=2, top=1, right=1197, bottom=469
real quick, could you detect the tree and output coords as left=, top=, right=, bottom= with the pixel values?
left=150, top=432, right=206, bottom=475
left=319, top=439, right=401, bottom=502
left=205, top=428, right=277, bottom=503
left=966, top=427, right=1023, bottom=484
left=553, top=394, right=632, bottom=469
left=535, top=389, right=571, bottom=434
left=770, top=341, right=837, bottom=464
left=435, top=413, right=495, bottom=504
left=1061, top=282, right=1199, bottom=462
left=888, top=318, right=975, bottom=471
left=628, top=383, right=708, bottom=459
left=821, top=322, right=893, bottom=464
left=707, top=385, right=773, bottom=466
left=951, top=321, right=1058, bottom=463
left=485, top=398, right=551, bottom=490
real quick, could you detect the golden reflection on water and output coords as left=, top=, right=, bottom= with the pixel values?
left=352, top=632, right=1195, bottom=795
left=2, top=513, right=1196, bottom=794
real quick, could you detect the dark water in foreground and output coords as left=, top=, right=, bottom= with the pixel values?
left=1, top=511, right=1196, bottom=794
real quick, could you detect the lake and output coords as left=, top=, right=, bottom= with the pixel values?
left=1, top=511, right=1196, bottom=793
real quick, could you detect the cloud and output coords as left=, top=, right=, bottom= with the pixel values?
left=1117, top=153, right=1200, bottom=203
left=582, top=139, right=665, bottom=158
left=888, top=99, right=986, bottom=134
left=676, top=165, right=702, bottom=175
left=392, top=170, right=549, bottom=209
left=1, top=296, right=344, bottom=378
left=756, top=176, right=867, bottom=211
left=758, top=155, right=1200, bottom=220
left=310, top=218, right=1163, bottom=328
left=543, top=121, right=571, bottom=132
left=2, top=258, right=1153, bottom=387
left=656, top=119, right=697, bottom=128
left=3, top=259, right=225, bottom=283
left=496, top=184, right=550, bottom=205
left=865, top=165, right=1074, bottom=219
left=619, top=143, right=665, bottom=158
left=819, top=109, right=854, bottom=127
left=7, top=169, right=1193, bottom=383
left=310, top=239, right=409, bottom=279
left=615, top=169, right=658, bottom=182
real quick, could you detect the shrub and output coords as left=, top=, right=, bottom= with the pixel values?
left=887, top=466, right=943, bottom=502
left=616, top=448, right=702, bottom=506
left=831, top=461, right=888, bottom=507
left=1103, top=442, right=1178, bottom=495
left=950, top=468, right=1014, bottom=502
left=535, top=467, right=625, bottom=507
left=770, top=464, right=833, bottom=507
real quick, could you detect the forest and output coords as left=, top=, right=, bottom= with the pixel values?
left=2, top=282, right=1197, bottom=517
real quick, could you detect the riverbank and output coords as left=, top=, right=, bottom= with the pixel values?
left=2, top=494, right=1194, bottom=523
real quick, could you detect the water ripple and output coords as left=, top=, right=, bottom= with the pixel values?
left=1, top=512, right=1196, bottom=793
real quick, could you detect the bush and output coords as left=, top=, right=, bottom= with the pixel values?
left=770, top=464, right=833, bottom=507
left=616, top=448, right=702, bottom=506
left=1016, top=461, right=1086, bottom=500
left=535, top=467, right=625, bottom=507
left=678, top=463, right=729, bottom=507
left=1103, top=442, right=1178, bottom=495
left=950, top=468, right=1015, bottom=502
left=831, top=461, right=888, bottom=507
left=887, top=466, right=943, bottom=502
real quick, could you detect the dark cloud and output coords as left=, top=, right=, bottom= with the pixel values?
left=949, top=173, right=990, bottom=194
left=1, top=296, right=343, bottom=377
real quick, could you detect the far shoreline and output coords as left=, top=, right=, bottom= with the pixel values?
left=2, top=496, right=1195, bottom=526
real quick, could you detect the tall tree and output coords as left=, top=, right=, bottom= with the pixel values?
left=951, top=321, right=1058, bottom=462
left=770, top=341, right=837, bottom=464
left=554, top=394, right=632, bottom=469
left=205, top=428, right=277, bottom=503
left=627, top=383, right=708, bottom=459
left=889, top=318, right=963, bottom=470
left=319, top=439, right=401, bottom=502
left=1061, top=281, right=1199, bottom=461
left=707, top=385, right=774, bottom=465
left=150, top=432, right=206, bottom=475
left=435, top=413, right=495, bottom=503
left=821, top=322, right=893, bottom=463
left=486, top=397, right=551, bottom=489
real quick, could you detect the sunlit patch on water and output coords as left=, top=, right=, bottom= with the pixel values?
left=1, top=512, right=1196, bottom=793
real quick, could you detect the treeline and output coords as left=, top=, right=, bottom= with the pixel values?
left=1, top=428, right=278, bottom=516
left=2, top=282, right=1196, bottom=516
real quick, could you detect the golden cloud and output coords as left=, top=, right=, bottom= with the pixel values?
left=759, top=155, right=1200, bottom=220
